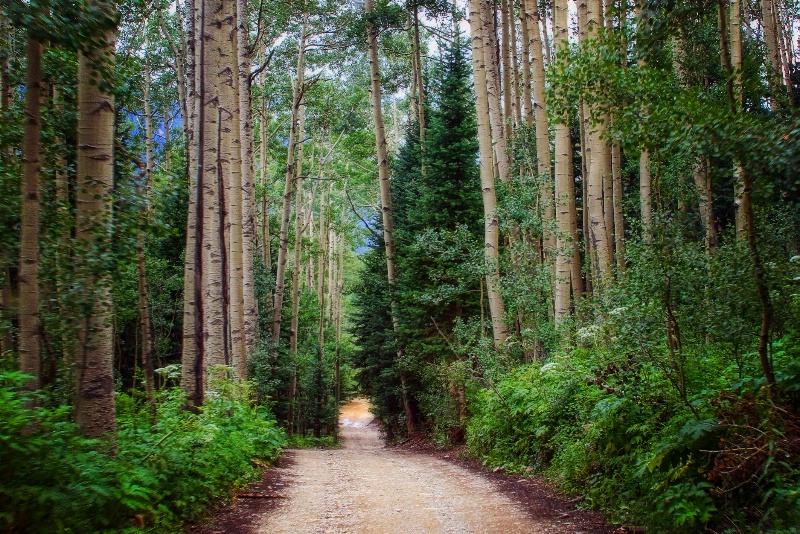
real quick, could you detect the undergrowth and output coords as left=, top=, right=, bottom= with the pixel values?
left=465, top=335, right=800, bottom=533
left=0, top=370, right=286, bottom=533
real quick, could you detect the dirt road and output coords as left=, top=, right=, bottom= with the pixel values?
left=252, top=399, right=596, bottom=533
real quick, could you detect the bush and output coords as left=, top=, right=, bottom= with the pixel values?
left=0, top=370, right=285, bottom=533
left=465, top=337, right=800, bottom=533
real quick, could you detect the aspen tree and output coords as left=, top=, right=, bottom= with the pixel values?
left=287, top=102, right=306, bottom=437
left=519, top=4, right=533, bottom=126
left=584, top=0, right=613, bottom=284
left=334, top=217, right=345, bottom=411
left=138, top=57, right=155, bottom=404
left=553, top=0, right=579, bottom=320
left=229, top=17, right=247, bottom=378
left=761, top=0, right=784, bottom=92
left=508, top=1, right=522, bottom=127
left=236, top=0, right=258, bottom=358
left=259, top=102, right=270, bottom=269
left=75, top=11, right=116, bottom=436
left=480, top=0, right=510, bottom=183
left=181, top=0, right=201, bottom=403
left=412, top=6, right=426, bottom=171
left=729, top=0, right=748, bottom=238
left=718, top=0, right=777, bottom=392
left=365, top=0, right=417, bottom=433
left=469, top=0, right=508, bottom=344
left=19, top=37, right=42, bottom=391
left=272, top=16, right=308, bottom=347
left=611, top=142, right=625, bottom=270
left=524, top=0, right=554, bottom=254
left=164, top=107, right=172, bottom=173
left=500, top=0, right=514, bottom=141
left=186, top=0, right=235, bottom=403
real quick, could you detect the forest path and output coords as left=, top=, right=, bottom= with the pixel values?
left=255, top=399, right=566, bottom=533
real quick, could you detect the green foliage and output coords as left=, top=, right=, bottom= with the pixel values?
left=0, top=369, right=285, bottom=533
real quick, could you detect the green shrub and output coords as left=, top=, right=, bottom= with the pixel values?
left=0, top=370, right=285, bottom=533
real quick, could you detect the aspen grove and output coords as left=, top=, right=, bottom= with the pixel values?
left=1, top=0, right=799, bottom=531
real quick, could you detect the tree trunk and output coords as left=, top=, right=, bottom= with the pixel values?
left=19, top=37, right=42, bottom=391
left=237, top=0, right=258, bottom=359
left=761, top=0, right=784, bottom=92
left=75, top=24, right=117, bottom=438
left=317, top=178, right=328, bottom=368
left=500, top=0, right=514, bottom=141
left=469, top=0, right=508, bottom=344
left=519, top=5, right=533, bottom=127
left=197, top=0, right=233, bottom=389
left=480, top=0, right=511, bottom=184
left=524, top=0, right=554, bottom=256
left=412, top=7, right=426, bottom=174
left=260, top=102, right=271, bottom=272
left=286, top=95, right=307, bottom=438
left=181, top=0, right=202, bottom=405
left=366, top=0, right=418, bottom=434
left=611, top=141, right=625, bottom=270
left=694, top=158, right=717, bottom=254
left=272, top=17, right=307, bottom=348
left=585, top=0, right=613, bottom=285
left=229, top=19, right=247, bottom=379
left=553, top=0, right=582, bottom=320
left=139, top=61, right=155, bottom=404
left=509, top=2, right=522, bottom=127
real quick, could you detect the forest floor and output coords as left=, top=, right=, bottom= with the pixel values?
left=190, top=399, right=617, bottom=534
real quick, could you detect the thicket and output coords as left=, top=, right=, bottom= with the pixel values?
left=0, top=366, right=285, bottom=533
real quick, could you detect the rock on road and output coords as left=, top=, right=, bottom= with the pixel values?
left=257, top=399, right=565, bottom=534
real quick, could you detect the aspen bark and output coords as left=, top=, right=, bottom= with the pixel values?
left=761, top=0, right=784, bottom=91
left=366, top=0, right=418, bottom=434
left=317, top=179, right=328, bottom=361
left=75, top=24, right=117, bottom=437
left=412, top=7, right=426, bottom=168
left=519, top=6, right=533, bottom=127
left=164, top=107, right=172, bottom=174
left=469, top=0, right=508, bottom=344
left=611, top=141, right=625, bottom=270
left=524, top=0, right=554, bottom=255
left=553, top=0, right=581, bottom=320
left=694, top=158, right=717, bottom=254
left=286, top=99, right=308, bottom=438
left=730, top=0, right=748, bottom=238
left=237, top=0, right=258, bottom=359
left=139, top=61, right=155, bottom=404
left=509, top=2, right=522, bottom=127
left=334, top=220, right=345, bottom=412
left=181, top=0, right=202, bottom=404
left=260, top=100, right=272, bottom=272
left=636, top=5, right=653, bottom=238
left=585, top=0, right=613, bottom=284
left=228, top=19, right=247, bottom=379
left=480, top=0, right=511, bottom=183
left=19, top=37, right=42, bottom=391
left=500, top=0, right=514, bottom=141
left=273, top=18, right=307, bottom=347
left=197, top=0, right=233, bottom=387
